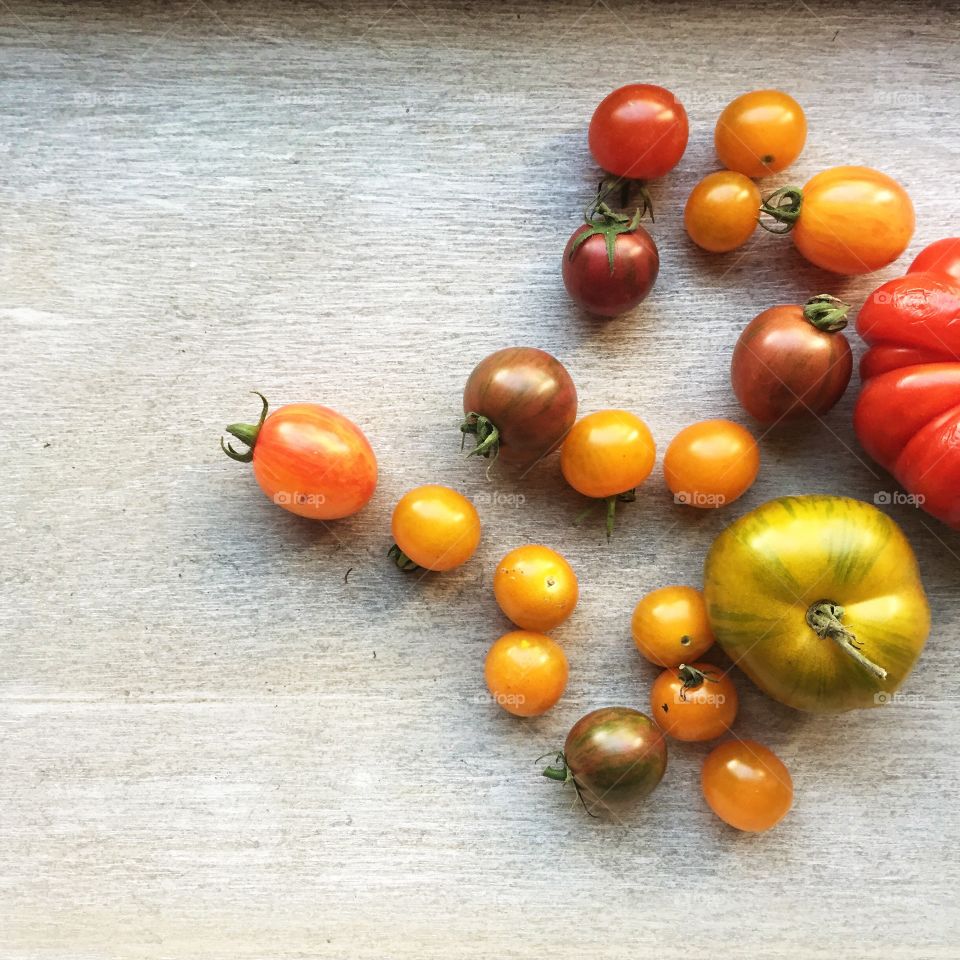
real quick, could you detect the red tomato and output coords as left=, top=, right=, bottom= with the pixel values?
left=909, top=237, right=960, bottom=284
left=588, top=84, right=689, bottom=180
left=222, top=393, right=377, bottom=520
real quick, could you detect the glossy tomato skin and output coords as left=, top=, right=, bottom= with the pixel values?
left=251, top=404, right=377, bottom=520
left=731, top=304, right=852, bottom=422
left=909, top=237, right=960, bottom=284
left=463, top=347, right=577, bottom=466
left=650, top=663, right=738, bottom=742
left=493, top=545, right=578, bottom=632
left=632, top=586, right=715, bottom=667
left=485, top=630, right=568, bottom=717
left=684, top=171, right=761, bottom=253
left=715, top=90, right=806, bottom=177
left=564, top=707, right=667, bottom=813
left=391, top=485, right=481, bottom=572
left=588, top=84, right=689, bottom=180
left=562, top=224, right=659, bottom=317
left=793, top=166, right=914, bottom=275
left=702, top=740, right=793, bottom=832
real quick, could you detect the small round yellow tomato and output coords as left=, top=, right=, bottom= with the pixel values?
left=484, top=630, right=568, bottom=717
left=650, top=662, right=739, bottom=742
left=664, top=419, right=759, bottom=509
left=684, top=171, right=761, bottom=252
left=702, top=740, right=793, bottom=832
left=715, top=90, right=806, bottom=177
left=632, top=585, right=714, bottom=667
left=494, top=544, right=578, bottom=632
left=390, top=484, right=480, bottom=572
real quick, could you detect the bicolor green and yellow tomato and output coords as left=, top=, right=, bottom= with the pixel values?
left=704, top=496, right=929, bottom=712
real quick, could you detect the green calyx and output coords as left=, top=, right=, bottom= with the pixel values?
left=803, top=294, right=851, bottom=332
left=569, top=191, right=650, bottom=274
left=806, top=599, right=888, bottom=680
left=676, top=663, right=719, bottom=701
left=388, top=544, right=420, bottom=572
left=573, top=489, right=637, bottom=540
left=758, top=185, right=803, bottom=234
left=221, top=391, right=269, bottom=463
left=537, top=751, right=597, bottom=818
left=460, top=412, right=500, bottom=460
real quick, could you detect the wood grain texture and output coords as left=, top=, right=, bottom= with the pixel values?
left=1, top=1, right=959, bottom=957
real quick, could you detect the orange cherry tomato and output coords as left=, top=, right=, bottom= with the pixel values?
left=221, top=393, right=377, bottom=520
left=684, top=171, right=761, bottom=252
left=494, top=545, right=578, bottom=632
left=702, top=740, right=793, bottom=832
left=632, top=585, right=715, bottom=667
left=715, top=90, right=806, bottom=178
left=664, top=419, right=759, bottom=509
left=650, top=663, right=738, bottom=742
left=484, top=630, right=569, bottom=717
left=390, top=484, right=480, bottom=572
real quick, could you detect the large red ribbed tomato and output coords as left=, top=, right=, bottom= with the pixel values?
left=854, top=240, right=960, bottom=529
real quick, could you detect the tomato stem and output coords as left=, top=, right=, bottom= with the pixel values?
left=570, top=196, right=648, bottom=275
left=221, top=391, right=269, bottom=463
left=803, top=295, right=851, bottom=332
left=758, top=185, right=803, bottom=234
left=806, top=600, right=888, bottom=680
left=388, top=544, right=419, bottom=572
left=538, top=752, right=598, bottom=818
left=460, top=412, right=500, bottom=460
left=676, top=663, right=719, bottom=700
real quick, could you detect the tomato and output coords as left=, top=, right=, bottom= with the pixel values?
left=704, top=496, right=929, bottom=712
left=730, top=296, right=853, bottom=423
left=462, top=347, right=577, bottom=467
left=390, top=484, right=481, bottom=572
left=493, top=545, right=578, bottom=632
left=664, top=419, right=759, bottom=509
left=650, top=662, right=738, bottom=742
left=702, top=740, right=793, bottom=832
left=684, top=171, right=761, bottom=253
left=484, top=630, right=568, bottom=717
left=714, top=90, right=806, bottom=178
left=761, top=166, right=914, bottom=275
left=221, top=393, right=377, bottom=520
left=560, top=410, right=656, bottom=535
left=542, top=707, right=667, bottom=816
left=909, top=237, right=960, bottom=284
left=562, top=205, right=659, bottom=317
left=631, top=585, right=714, bottom=667
left=588, top=84, right=688, bottom=180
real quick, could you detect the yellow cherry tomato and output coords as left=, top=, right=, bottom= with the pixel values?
left=560, top=410, right=656, bottom=498
left=684, top=171, right=761, bottom=252
left=715, top=90, right=806, bottom=177
left=702, top=740, right=793, bottom=832
left=632, top=585, right=715, bottom=667
left=484, top=630, right=569, bottom=717
left=494, top=544, right=578, bottom=632
left=390, top=484, right=480, bottom=572
left=664, top=419, right=759, bottom=509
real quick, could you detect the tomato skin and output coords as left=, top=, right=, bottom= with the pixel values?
left=650, top=663, right=738, bottom=742
left=560, top=410, right=656, bottom=499
left=909, top=237, right=960, bottom=284
left=731, top=304, right=852, bottom=422
left=631, top=586, right=714, bottom=667
left=715, top=90, right=806, bottom=177
left=391, top=485, right=481, bottom=572
left=484, top=631, right=568, bottom=717
left=792, top=166, right=914, bottom=275
left=249, top=403, right=377, bottom=520
left=684, top=171, right=760, bottom=253
left=562, top=224, right=659, bottom=317
left=463, top=347, right=577, bottom=466
left=493, top=545, right=578, bottom=632
left=588, top=84, right=688, bottom=180
left=702, top=740, right=793, bottom=832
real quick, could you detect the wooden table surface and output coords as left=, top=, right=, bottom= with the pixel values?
left=2, top=1, right=959, bottom=957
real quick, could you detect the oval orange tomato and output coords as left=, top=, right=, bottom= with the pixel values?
left=715, top=90, right=806, bottom=177
left=493, top=545, right=578, bottom=632
left=390, top=485, right=480, bottom=572
left=632, top=585, right=715, bottom=667
left=484, top=630, right=568, bottom=717
left=701, top=740, right=793, bottom=832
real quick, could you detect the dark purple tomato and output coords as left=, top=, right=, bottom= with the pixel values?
left=462, top=347, right=578, bottom=467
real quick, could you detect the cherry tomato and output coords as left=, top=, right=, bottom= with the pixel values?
left=221, top=393, right=377, bottom=520
left=588, top=84, right=688, bottom=180
left=714, top=90, right=806, bottom=177
left=493, top=545, right=578, bottom=632
left=650, top=663, right=738, bottom=742
left=485, top=630, right=568, bottom=717
left=701, top=740, right=793, bottom=832
left=664, top=419, right=759, bottom=509
left=632, top=585, right=714, bottom=667
left=684, top=171, right=761, bottom=253
left=731, top=296, right=853, bottom=423
left=462, top=347, right=577, bottom=467
left=562, top=206, right=659, bottom=317
left=908, top=237, right=960, bottom=284
left=390, top=484, right=480, bottom=572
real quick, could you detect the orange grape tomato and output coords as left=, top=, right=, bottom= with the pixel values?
left=493, top=544, right=578, bottom=632
left=715, top=90, right=806, bottom=177
left=390, top=484, right=480, bottom=572
left=484, top=630, right=569, bottom=717
left=632, top=585, right=715, bottom=667
left=684, top=171, right=761, bottom=253
left=664, top=419, right=759, bottom=509
left=650, top=663, right=738, bottom=742
left=702, top=740, right=794, bottom=832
